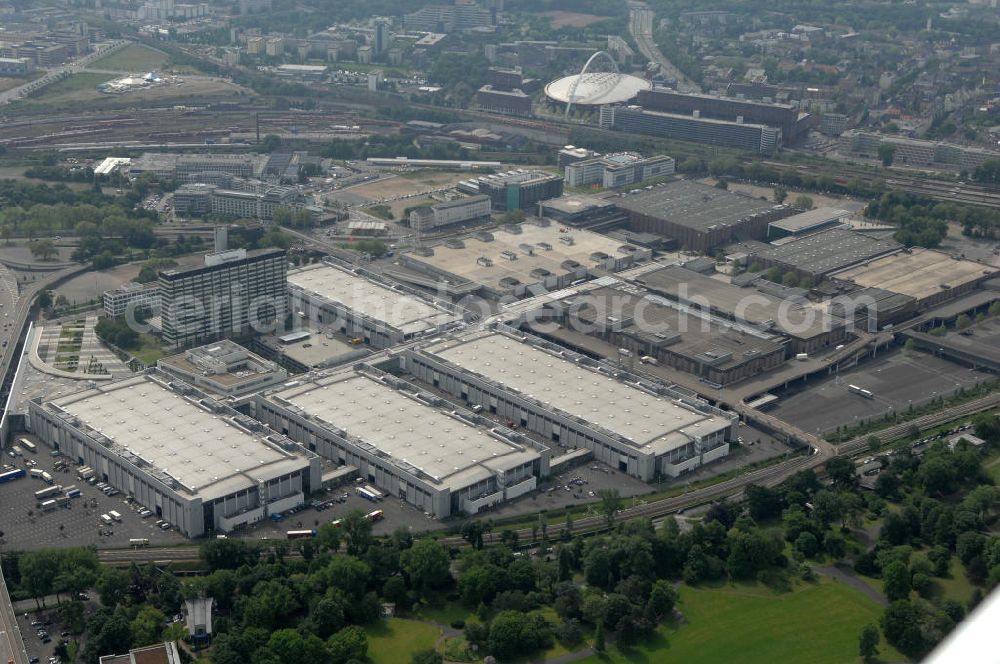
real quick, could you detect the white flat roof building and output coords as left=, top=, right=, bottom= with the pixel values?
left=287, top=261, right=462, bottom=347
left=29, top=372, right=320, bottom=537
left=255, top=365, right=547, bottom=516
left=403, top=328, right=736, bottom=479
left=398, top=221, right=652, bottom=298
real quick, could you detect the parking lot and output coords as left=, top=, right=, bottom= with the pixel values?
left=770, top=350, right=990, bottom=435
left=12, top=600, right=92, bottom=664
left=0, top=442, right=188, bottom=552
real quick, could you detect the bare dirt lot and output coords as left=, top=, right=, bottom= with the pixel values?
left=541, top=10, right=612, bottom=28
left=346, top=170, right=473, bottom=201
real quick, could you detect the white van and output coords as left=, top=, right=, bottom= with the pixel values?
left=108, top=510, right=122, bottom=522
left=100, top=514, right=113, bottom=525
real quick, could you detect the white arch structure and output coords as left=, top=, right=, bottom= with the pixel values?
left=565, top=50, right=620, bottom=117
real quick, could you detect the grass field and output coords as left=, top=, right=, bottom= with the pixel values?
left=91, top=43, right=168, bottom=72
left=575, top=578, right=904, bottom=664
left=932, top=558, right=976, bottom=606
left=130, top=333, right=164, bottom=366
left=28, top=72, right=114, bottom=101
left=986, top=451, right=1000, bottom=483
left=365, top=618, right=440, bottom=664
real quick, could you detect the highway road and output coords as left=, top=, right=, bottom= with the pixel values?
left=628, top=2, right=701, bottom=93
left=0, top=558, right=26, bottom=664
left=0, top=40, right=129, bottom=106
left=0, top=264, right=87, bottom=664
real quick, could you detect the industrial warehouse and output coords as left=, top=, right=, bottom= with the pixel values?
left=254, top=365, right=548, bottom=517
left=287, top=261, right=463, bottom=347
left=396, top=220, right=652, bottom=298
left=400, top=328, right=737, bottom=480
left=528, top=284, right=788, bottom=386
left=27, top=372, right=321, bottom=538
left=752, top=227, right=903, bottom=279
left=614, top=180, right=795, bottom=252
left=634, top=265, right=848, bottom=354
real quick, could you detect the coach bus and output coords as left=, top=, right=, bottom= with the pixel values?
left=286, top=529, right=317, bottom=540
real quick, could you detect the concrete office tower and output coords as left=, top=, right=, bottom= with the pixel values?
left=159, top=248, right=287, bottom=347
left=374, top=19, right=390, bottom=54
left=214, top=226, right=228, bottom=252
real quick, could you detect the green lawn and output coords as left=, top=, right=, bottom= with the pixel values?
left=574, top=578, right=904, bottom=664
left=985, top=452, right=1000, bottom=484
left=29, top=72, right=114, bottom=101
left=130, top=333, right=165, bottom=365
left=413, top=601, right=475, bottom=627
left=932, top=557, right=976, bottom=606
left=365, top=618, right=440, bottom=664
left=90, top=43, right=168, bottom=72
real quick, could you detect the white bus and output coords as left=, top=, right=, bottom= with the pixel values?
left=18, top=438, right=36, bottom=453
left=129, top=538, right=150, bottom=548
left=848, top=384, right=874, bottom=399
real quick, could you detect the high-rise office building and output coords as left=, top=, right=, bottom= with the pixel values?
left=159, top=248, right=288, bottom=348
left=374, top=19, right=390, bottom=54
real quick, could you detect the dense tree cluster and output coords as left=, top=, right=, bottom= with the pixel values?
left=865, top=191, right=949, bottom=247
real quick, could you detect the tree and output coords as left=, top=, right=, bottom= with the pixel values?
left=130, top=605, right=165, bottom=647
left=411, top=649, right=443, bottom=664
left=29, top=239, right=57, bottom=261
left=859, top=623, right=880, bottom=661
left=97, top=567, right=130, bottom=608
left=825, top=457, right=856, bottom=490
left=881, top=600, right=925, bottom=658
left=327, top=625, right=368, bottom=664
left=488, top=610, right=552, bottom=659
left=773, top=186, right=788, bottom=203
left=240, top=580, right=298, bottom=630
left=135, top=265, right=159, bottom=283
left=461, top=520, right=489, bottom=550
left=882, top=561, right=912, bottom=602
left=646, top=579, right=677, bottom=620
left=400, top=539, right=450, bottom=596
left=317, top=521, right=342, bottom=552
left=261, top=629, right=330, bottom=664
left=793, top=195, right=814, bottom=210
left=714, top=178, right=729, bottom=189
left=597, top=489, right=623, bottom=528
left=593, top=621, right=605, bottom=652
left=879, top=143, right=897, bottom=167
left=312, top=588, right=348, bottom=638
left=956, top=313, right=972, bottom=330
left=36, top=289, right=53, bottom=309
left=867, top=435, right=881, bottom=452
left=498, top=209, right=525, bottom=225
left=746, top=484, right=783, bottom=521
left=794, top=531, right=819, bottom=558
left=341, top=509, right=374, bottom=556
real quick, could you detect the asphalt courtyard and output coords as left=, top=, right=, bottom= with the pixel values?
left=769, top=350, right=990, bottom=435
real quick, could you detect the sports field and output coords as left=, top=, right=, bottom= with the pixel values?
left=576, top=578, right=904, bottom=664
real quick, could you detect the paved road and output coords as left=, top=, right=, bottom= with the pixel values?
left=628, top=2, right=701, bottom=93
left=0, top=558, right=26, bottom=664
left=0, top=265, right=87, bottom=664
left=0, top=40, right=129, bottom=105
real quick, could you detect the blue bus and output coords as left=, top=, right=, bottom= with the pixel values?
left=0, top=468, right=26, bottom=483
